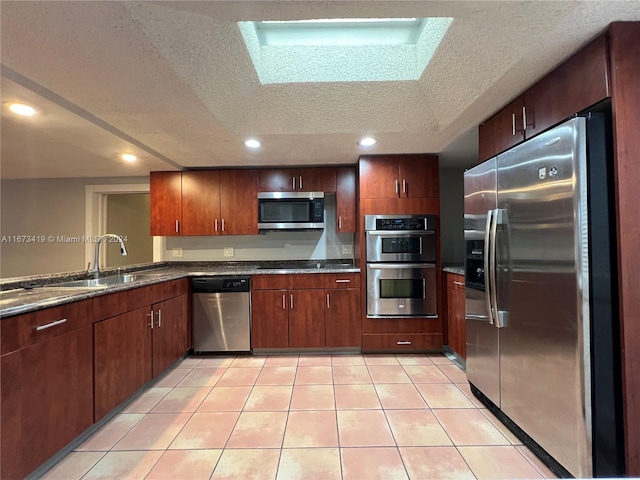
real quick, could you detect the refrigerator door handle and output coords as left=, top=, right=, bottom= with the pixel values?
left=484, top=209, right=495, bottom=325
left=490, top=208, right=502, bottom=328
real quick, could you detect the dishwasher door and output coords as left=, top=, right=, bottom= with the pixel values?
left=192, top=291, right=251, bottom=353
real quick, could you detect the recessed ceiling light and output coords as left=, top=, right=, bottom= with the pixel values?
left=358, top=137, right=377, bottom=147
left=245, top=139, right=261, bottom=148
left=9, top=103, right=36, bottom=116
left=121, top=154, right=137, bottom=162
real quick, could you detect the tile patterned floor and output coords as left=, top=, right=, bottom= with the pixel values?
left=42, top=353, right=558, bottom=480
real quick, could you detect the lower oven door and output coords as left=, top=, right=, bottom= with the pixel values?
left=367, top=263, right=437, bottom=317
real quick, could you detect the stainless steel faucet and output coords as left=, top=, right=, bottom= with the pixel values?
left=88, top=234, right=128, bottom=278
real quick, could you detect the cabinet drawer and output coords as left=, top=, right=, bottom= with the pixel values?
left=446, top=273, right=465, bottom=292
left=251, top=274, right=325, bottom=290
left=1, top=299, right=93, bottom=355
left=362, top=333, right=443, bottom=352
left=324, top=273, right=360, bottom=289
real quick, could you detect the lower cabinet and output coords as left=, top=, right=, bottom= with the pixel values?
left=1, top=324, right=94, bottom=479
left=94, top=292, right=189, bottom=420
left=445, top=272, right=466, bottom=359
left=251, top=273, right=361, bottom=349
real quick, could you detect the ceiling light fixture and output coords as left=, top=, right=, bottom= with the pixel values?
left=9, top=103, right=37, bottom=116
left=245, top=139, right=261, bottom=148
left=358, top=137, right=377, bottom=147
left=121, top=153, right=137, bottom=162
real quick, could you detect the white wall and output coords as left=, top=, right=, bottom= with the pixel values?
left=439, top=167, right=466, bottom=264
left=163, top=195, right=354, bottom=261
left=0, top=176, right=148, bottom=278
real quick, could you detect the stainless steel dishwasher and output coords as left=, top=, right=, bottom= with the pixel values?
left=192, top=276, right=251, bottom=353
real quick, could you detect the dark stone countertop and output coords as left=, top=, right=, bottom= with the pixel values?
left=442, top=264, right=465, bottom=275
left=0, top=260, right=360, bottom=319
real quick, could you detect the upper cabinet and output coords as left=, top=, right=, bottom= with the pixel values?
left=359, top=154, right=439, bottom=199
left=258, top=167, right=336, bottom=192
left=336, top=167, right=356, bottom=233
left=150, top=170, right=259, bottom=236
left=479, top=34, right=610, bottom=163
left=150, top=171, right=182, bottom=236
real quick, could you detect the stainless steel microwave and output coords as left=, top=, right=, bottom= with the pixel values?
left=258, top=192, right=325, bottom=230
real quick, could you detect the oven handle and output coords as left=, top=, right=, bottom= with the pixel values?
left=367, top=263, right=436, bottom=269
left=366, top=230, right=436, bottom=236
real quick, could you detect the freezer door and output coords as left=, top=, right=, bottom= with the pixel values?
left=464, top=158, right=500, bottom=407
left=496, top=118, right=591, bottom=477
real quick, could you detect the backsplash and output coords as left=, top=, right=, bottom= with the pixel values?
left=162, top=195, right=354, bottom=261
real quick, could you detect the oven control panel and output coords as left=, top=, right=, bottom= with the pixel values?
left=365, top=214, right=437, bottom=232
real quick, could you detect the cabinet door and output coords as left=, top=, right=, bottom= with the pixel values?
left=358, top=156, right=399, bottom=199
left=325, top=289, right=361, bottom=347
left=478, top=97, right=525, bottom=163
left=152, top=294, right=189, bottom=377
left=447, top=285, right=466, bottom=359
left=150, top=171, right=182, bottom=236
left=220, top=169, right=259, bottom=235
left=1, top=326, right=94, bottom=480
left=258, top=169, right=297, bottom=192
left=289, top=289, right=325, bottom=348
left=94, top=307, right=153, bottom=420
left=299, top=167, right=336, bottom=192
left=336, top=167, right=356, bottom=233
left=181, top=170, right=220, bottom=236
left=523, top=34, right=609, bottom=139
left=399, top=155, right=439, bottom=198
left=251, top=290, right=289, bottom=348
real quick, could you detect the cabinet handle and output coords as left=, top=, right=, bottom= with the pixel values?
left=215, top=219, right=218, bottom=232
left=395, top=179, right=399, bottom=195
left=290, top=294, right=294, bottom=309
left=396, top=340, right=412, bottom=345
left=326, top=293, right=330, bottom=308
left=522, top=106, right=527, bottom=131
left=299, top=175, right=303, bottom=190
left=175, top=220, right=180, bottom=233
left=292, top=177, right=296, bottom=190
left=338, top=216, right=342, bottom=230
left=453, top=281, right=465, bottom=286
left=147, top=311, right=154, bottom=329
left=512, top=113, right=516, bottom=136
left=221, top=219, right=225, bottom=232
left=157, top=309, right=162, bottom=327
left=35, top=318, right=67, bottom=331
left=335, top=279, right=351, bottom=283
left=402, top=179, right=407, bottom=195
left=282, top=294, right=286, bottom=310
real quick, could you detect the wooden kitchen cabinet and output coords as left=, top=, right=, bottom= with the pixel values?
left=219, top=169, right=259, bottom=235
left=336, top=166, right=357, bottom=233
left=150, top=171, right=182, bottom=236
left=181, top=170, right=220, bottom=235
left=151, top=294, right=189, bottom=376
left=94, top=307, right=153, bottom=420
left=358, top=154, right=439, bottom=199
left=445, top=272, right=466, bottom=359
left=258, top=167, right=336, bottom=192
left=325, top=288, right=361, bottom=347
left=251, top=289, right=290, bottom=348
left=478, top=34, right=610, bottom=163
left=1, top=318, right=93, bottom=480
left=288, top=289, right=326, bottom=347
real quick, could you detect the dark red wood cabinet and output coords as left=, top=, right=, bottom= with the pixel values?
left=445, top=272, right=466, bottom=359
left=359, top=154, right=439, bottom=200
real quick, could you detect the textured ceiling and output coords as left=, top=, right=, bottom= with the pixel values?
left=1, top=1, right=639, bottom=179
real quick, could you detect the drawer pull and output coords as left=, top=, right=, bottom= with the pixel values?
left=453, top=281, right=465, bottom=286
left=36, top=318, right=67, bottom=331
left=335, top=279, right=351, bottom=283
left=396, top=340, right=412, bottom=345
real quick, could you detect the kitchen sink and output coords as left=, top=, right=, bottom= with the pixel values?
left=48, top=272, right=167, bottom=288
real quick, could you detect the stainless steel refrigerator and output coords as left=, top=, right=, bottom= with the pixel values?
left=464, top=115, right=624, bottom=478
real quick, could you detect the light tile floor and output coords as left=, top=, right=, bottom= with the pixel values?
left=42, top=353, right=558, bottom=480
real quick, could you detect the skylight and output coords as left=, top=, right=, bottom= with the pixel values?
left=238, top=17, right=453, bottom=84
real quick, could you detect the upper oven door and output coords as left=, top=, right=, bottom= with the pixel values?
left=366, top=231, right=436, bottom=263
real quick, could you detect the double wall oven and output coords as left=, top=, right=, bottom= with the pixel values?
left=365, top=214, right=438, bottom=317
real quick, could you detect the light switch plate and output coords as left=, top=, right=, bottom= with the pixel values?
left=224, top=247, right=234, bottom=257
left=172, top=248, right=182, bottom=257
left=342, top=245, right=353, bottom=255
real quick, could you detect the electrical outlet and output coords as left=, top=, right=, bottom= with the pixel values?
left=224, top=247, right=234, bottom=257
left=342, top=245, right=353, bottom=255
left=172, top=248, right=182, bottom=257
